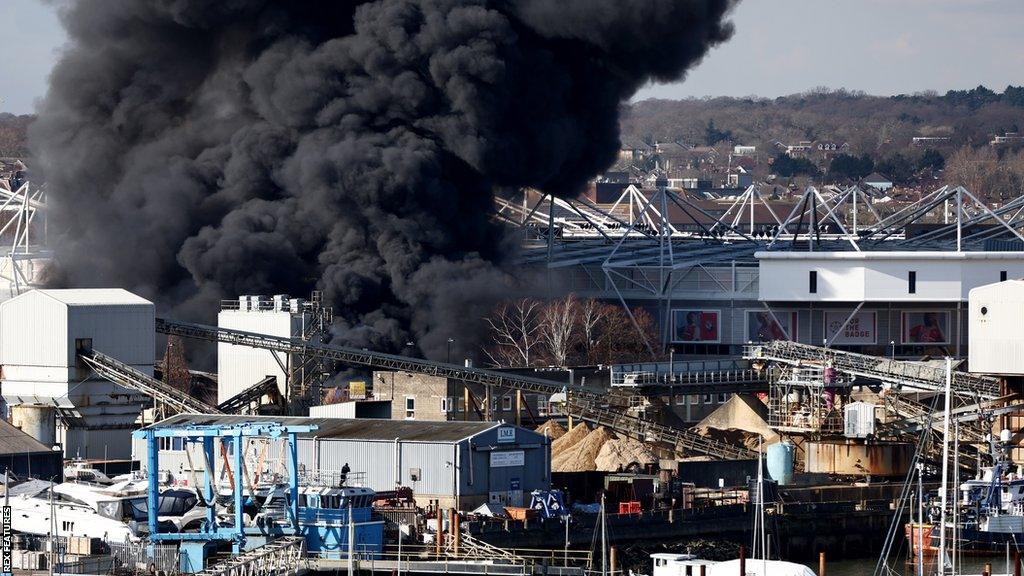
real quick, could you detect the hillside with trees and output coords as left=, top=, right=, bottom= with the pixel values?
left=621, top=86, right=1024, bottom=153
left=0, top=114, right=33, bottom=158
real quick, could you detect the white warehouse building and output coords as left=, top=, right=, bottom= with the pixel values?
left=217, top=295, right=325, bottom=405
left=0, top=289, right=153, bottom=459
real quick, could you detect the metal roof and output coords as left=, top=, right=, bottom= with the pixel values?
left=28, top=288, right=152, bottom=306
left=145, top=414, right=505, bottom=443
left=0, top=419, right=54, bottom=455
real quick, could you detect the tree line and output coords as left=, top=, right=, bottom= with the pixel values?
left=483, top=295, right=660, bottom=368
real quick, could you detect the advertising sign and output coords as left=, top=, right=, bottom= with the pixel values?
left=672, top=309, right=720, bottom=343
left=902, top=311, right=950, bottom=344
left=746, top=310, right=797, bottom=342
left=490, top=450, right=525, bottom=468
left=824, top=311, right=876, bottom=344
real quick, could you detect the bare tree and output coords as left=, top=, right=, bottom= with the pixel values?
left=578, top=298, right=608, bottom=364
left=538, top=294, right=579, bottom=367
left=483, top=299, right=542, bottom=367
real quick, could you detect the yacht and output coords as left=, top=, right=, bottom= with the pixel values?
left=6, top=480, right=138, bottom=542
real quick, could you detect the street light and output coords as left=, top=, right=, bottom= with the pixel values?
left=890, top=340, right=896, bottom=360
left=447, top=337, right=455, bottom=364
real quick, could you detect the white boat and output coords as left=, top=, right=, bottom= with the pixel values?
left=6, top=481, right=138, bottom=542
left=708, top=559, right=815, bottom=576
left=651, top=553, right=717, bottom=576
left=63, top=460, right=117, bottom=485
left=53, top=479, right=207, bottom=533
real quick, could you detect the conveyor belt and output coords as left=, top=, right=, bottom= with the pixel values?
left=745, top=341, right=1000, bottom=399
left=80, top=349, right=223, bottom=415
left=157, top=318, right=754, bottom=460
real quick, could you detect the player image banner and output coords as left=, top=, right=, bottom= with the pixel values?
left=824, top=311, right=876, bottom=344
left=746, top=310, right=798, bottom=342
left=902, top=311, right=950, bottom=344
left=672, top=309, right=720, bottom=343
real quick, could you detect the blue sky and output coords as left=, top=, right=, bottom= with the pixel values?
left=2, top=0, right=1022, bottom=114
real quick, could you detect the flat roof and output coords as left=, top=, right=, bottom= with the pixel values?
left=147, top=414, right=504, bottom=443
left=756, top=250, right=1024, bottom=261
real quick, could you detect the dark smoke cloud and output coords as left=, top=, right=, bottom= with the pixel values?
left=31, top=0, right=736, bottom=359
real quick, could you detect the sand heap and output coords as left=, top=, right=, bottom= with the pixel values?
left=694, top=394, right=779, bottom=451
left=594, top=437, right=658, bottom=472
left=552, top=426, right=613, bottom=472
left=551, top=422, right=590, bottom=458
left=536, top=420, right=567, bottom=440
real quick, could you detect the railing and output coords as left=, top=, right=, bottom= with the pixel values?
left=298, top=469, right=366, bottom=488
left=195, top=536, right=306, bottom=576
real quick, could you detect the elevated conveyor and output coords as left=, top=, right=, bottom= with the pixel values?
left=79, top=349, right=223, bottom=415
left=217, top=376, right=279, bottom=414
left=157, top=318, right=754, bottom=460
left=744, top=341, right=1000, bottom=399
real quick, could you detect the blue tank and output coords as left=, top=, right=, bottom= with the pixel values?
left=766, top=442, right=795, bottom=486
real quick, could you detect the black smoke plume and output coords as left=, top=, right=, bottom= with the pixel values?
left=32, top=0, right=736, bottom=359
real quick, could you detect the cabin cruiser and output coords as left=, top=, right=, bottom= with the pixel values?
left=54, top=477, right=207, bottom=533
left=64, top=460, right=118, bottom=485
left=6, top=480, right=138, bottom=542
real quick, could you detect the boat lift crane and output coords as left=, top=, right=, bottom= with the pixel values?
left=132, top=420, right=317, bottom=573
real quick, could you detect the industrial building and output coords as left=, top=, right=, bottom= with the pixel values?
left=0, top=288, right=153, bottom=459
left=217, top=294, right=332, bottom=406
left=370, top=370, right=550, bottom=424
left=132, top=414, right=551, bottom=510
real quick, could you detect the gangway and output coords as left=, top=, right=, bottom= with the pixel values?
left=79, top=349, right=223, bottom=415
left=157, top=318, right=753, bottom=460
left=217, top=376, right=279, bottom=414
left=194, top=536, right=306, bottom=576
left=744, top=341, right=1000, bottom=399
left=451, top=532, right=524, bottom=563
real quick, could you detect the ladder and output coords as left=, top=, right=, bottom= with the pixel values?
left=79, top=349, right=223, bottom=415
left=194, top=536, right=306, bottom=576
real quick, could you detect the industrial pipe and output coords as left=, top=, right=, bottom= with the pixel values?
left=819, top=551, right=826, bottom=576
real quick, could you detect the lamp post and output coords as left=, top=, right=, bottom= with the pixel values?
left=890, top=340, right=896, bottom=360
left=447, top=337, right=454, bottom=364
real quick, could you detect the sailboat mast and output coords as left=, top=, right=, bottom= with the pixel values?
left=937, top=357, right=952, bottom=574
left=601, top=493, right=608, bottom=576
left=917, top=462, right=924, bottom=576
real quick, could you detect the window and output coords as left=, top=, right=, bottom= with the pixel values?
left=809, top=271, right=817, bottom=294
left=702, top=394, right=713, bottom=404
left=491, top=397, right=499, bottom=412
left=717, top=393, right=728, bottom=404
left=908, top=271, right=917, bottom=294
left=1002, top=270, right=1008, bottom=282
left=440, top=397, right=453, bottom=413
left=457, top=398, right=465, bottom=413
left=537, top=397, right=549, bottom=416
left=405, top=396, right=415, bottom=419
left=502, top=396, right=513, bottom=412
left=675, top=395, right=686, bottom=406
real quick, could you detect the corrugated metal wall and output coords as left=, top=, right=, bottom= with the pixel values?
left=135, top=424, right=551, bottom=505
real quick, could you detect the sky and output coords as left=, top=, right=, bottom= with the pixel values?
left=1, top=0, right=1022, bottom=115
